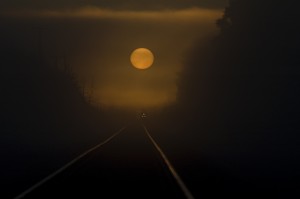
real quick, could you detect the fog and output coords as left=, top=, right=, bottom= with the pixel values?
left=2, top=8, right=222, bottom=109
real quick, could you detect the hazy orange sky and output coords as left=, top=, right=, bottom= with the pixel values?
left=0, top=0, right=228, bottom=12
left=53, top=9, right=223, bottom=109
left=1, top=3, right=226, bottom=109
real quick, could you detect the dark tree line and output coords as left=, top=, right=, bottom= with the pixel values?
left=181, top=0, right=300, bottom=128
left=175, top=1, right=300, bottom=195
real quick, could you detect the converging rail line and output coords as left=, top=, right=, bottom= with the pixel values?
left=14, top=126, right=127, bottom=199
left=14, top=123, right=194, bottom=199
left=142, top=124, right=195, bottom=199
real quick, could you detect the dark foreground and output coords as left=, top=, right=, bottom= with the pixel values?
left=10, top=119, right=299, bottom=199
left=15, top=123, right=186, bottom=199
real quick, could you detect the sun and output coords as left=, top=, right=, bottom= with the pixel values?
left=130, top=48, right=154, bottom=70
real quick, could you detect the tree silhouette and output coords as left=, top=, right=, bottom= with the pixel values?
left=216, top=0, right=299, bottom=71
left=177, top=2, right=300, bottom=194
left=180, top=0, right=300, bottom=122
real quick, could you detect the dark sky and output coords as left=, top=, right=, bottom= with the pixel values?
left=0, top=0, right=228, bottom=11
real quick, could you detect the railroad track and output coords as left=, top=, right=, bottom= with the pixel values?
left=14, top=123, right=194, bottom=199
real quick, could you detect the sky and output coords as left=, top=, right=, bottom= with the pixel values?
left=0, top=1, right=227, bottom=110
left=0, top=0, right=228, bottom=11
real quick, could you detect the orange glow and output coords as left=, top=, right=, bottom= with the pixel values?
left=3, top=8, right=223, bottom=22
left=89, top=86, right=177, bottom=109
left=130, top=48, right=154, bottom=70
left=25, top=7, right=222, bottom=110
